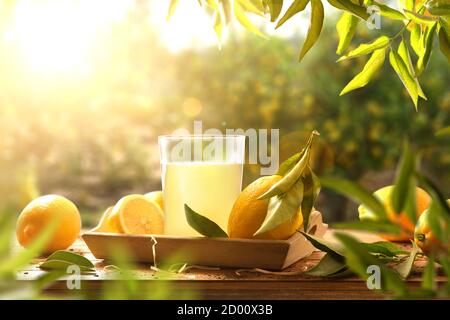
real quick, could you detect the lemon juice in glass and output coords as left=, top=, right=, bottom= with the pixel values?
left=159, top=135, right=245, bottom=236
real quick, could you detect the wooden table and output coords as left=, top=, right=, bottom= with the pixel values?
left=16, top=230, right=446, bottom=300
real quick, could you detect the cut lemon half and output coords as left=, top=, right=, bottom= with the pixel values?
left=114, top=194, right=164, bottom=235
left=93, top=206, right=123, bottom=233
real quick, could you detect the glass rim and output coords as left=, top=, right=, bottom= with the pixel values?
left=158, top=134, right=246, bottom=140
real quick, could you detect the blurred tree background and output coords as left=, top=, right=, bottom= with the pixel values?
left=0, top=1, right=448, bottom=225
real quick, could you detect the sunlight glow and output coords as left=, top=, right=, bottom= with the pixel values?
left=7, top=0, right=132, bottom=77
left=148, top=1, right=220, bottom=53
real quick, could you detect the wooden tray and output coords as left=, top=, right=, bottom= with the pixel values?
left=82, top=211, right=327, bottom=270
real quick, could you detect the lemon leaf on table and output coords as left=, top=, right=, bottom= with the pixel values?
left=184, top=204, right=228, bottom=238
left=305, top=253, right=347, bottom=277
left=394, top=241, right=419, bottom=279
left=39, top=260, right=95, bottom=273
left=334, top=233, right=407, bottom=295
left=45, top=250, right=94, bottom=269
left=301, top=232, right=346, bottom=257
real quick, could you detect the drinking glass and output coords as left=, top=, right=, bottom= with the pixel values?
left=159, top=135, right=245, bottom=236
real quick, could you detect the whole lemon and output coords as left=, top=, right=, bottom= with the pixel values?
left=414, top=200, right=450, bottom=256
left=16, top=195, right=81, bottom=253
left=228, top=175, right=303, bottom=240
left=358, top=185, right=431, bottom=241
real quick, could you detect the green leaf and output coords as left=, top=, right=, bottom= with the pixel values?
left=416, top=22, right=438, bottom=76
left=305, top=253, right=347, bottom=277
left=364, top=241, right=409, bottom=256
left=404, top=10, right=438, bottom=26
left=45, top=250, right=95, bottom=269
left=337, top=36, right=389, bottom=61
left=298, top=0, right=324, bottom=62
left=427, top=202, right=444, bottom=243
left=398, top=40, right=427, bottom=100
left=327, top=0, right=369, bottom=20
left=320, top=176, right=387, bottom=219
left=436, top=126, right=450, bottom=137
left=426, top=0, right=450, bottom=16
left=332, top=221, right=402, bottom=234
left=336, top=12, right=359, bottom=55
left=234, top=1, right=267, bottom=37
left=39, top=260, right=94, bottom=273
left=389, top=49, right=419, bottom=108
left=238, top=0, right=266, bottom=15
left=422, top=255, right=436, bottom=291
left=275, top=0, right=309, bottom=29
left=276, top=130, right=320, bottom=176
left=391, top=141, right=415, bottom=214
left=394, top=241, right=419, bottom=279
left=398, top=0, right=413, bottom=11
left=301, top=167, right=320, bottom=231
left=438, top=27, right=450, bottom=63
left=340, top=47, right=386, bottom=95
left=416, top=173, right=450, bottom=218
left=184, top=204, right=228, bottom=237
left=213, top=10, right=224, bottom=46
left=334, top=233, right=407, bottom=295
left=254, top=179, right=304, bottom=235
left=166, top=0, right=179, bottom=21
left=0, top=212, right=14, bottom=257
left=266, top=0, right=283, bottom=22
left=410, top=24, right=423, bottom=56
left=373, top=1, right=405, bottom=20
left=301, top=231, right=346, bottom=257
left=260, top=131, right=319, bottom=199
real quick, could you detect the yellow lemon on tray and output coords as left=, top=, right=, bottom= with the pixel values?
left=113, top=194, right=164, bottom=235
left=227, top=175, right=303, bottom=240
left=144, top=191, right=164, bottom=211
left=16, top=195, right=81, bottom=253
left=93, top=206, right=123, bottom=233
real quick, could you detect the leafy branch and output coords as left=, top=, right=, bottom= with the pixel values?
left=167, top=0, right=450, bottom=109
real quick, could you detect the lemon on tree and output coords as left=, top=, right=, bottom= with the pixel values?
left=16, top=195, right=81, bottom=253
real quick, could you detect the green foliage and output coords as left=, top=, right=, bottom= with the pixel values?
left=314, top=144, right=450, bottom=298
left=175, top=0, right=450, bottom=108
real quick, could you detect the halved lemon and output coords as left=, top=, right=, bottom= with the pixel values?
left=113, top=194, right=164, bottom=235
left=93, top=206, right=123, bottom=233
